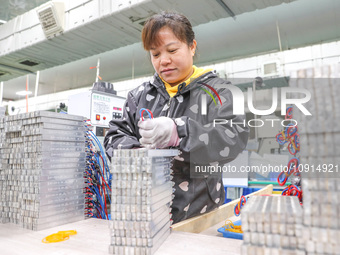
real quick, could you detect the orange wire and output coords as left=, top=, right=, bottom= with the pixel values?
left=222, top=220, right=243, bottom=233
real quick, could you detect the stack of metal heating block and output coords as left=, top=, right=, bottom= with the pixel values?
left=109, top=148, right=178, bottom=255
left=0, top=111, right=86, bottom=230
left=241, top=196, right=304, bottom=255
left=291, top=64, right=340, bottom=255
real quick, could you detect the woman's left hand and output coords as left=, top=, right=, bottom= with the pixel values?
left=138, top=117, right=180, bottom=149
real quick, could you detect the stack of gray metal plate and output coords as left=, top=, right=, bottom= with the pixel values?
left=290, top=64, right=340, bottom=171
left=0, top=113, right=24, bottom=225
left=0, top=111, right=86, bottom=230
left=241, top=196, right=304, bottom=255
left=302, top=178, right=340, bottom=255
left=109, top=149, right=178, bottom=255
left=290, top=65, right=340, bottom=255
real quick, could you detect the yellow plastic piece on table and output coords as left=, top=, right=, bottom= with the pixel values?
left=59, top=230, right=77, bottom=236
left=42, top=230, right=77, bottom=243
left=222, top=220, right=243, bottom=233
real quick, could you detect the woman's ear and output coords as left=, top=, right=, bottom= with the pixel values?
left=190, top=40, right=197, bottom=56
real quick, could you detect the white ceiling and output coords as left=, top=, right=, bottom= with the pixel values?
left=0, top=0, right=50, bottom=22
left=1, top=0, right=340, bottom=101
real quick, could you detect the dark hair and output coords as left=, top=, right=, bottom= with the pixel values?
left=141, top=11, right=195, bottom=50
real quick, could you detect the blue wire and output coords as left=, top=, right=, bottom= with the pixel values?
left=278, top=171, right=288, bottom=184
left=92, top=152, right=111, bottom=204
left=139, top=108, right=152, bottom=119
left=92, top=202, right=105, bottom=219
left=88, top=130, right=112, bottom=181
left=85, top=125, right=112, bottom=219
left=88, top=185, right=106, bottom=219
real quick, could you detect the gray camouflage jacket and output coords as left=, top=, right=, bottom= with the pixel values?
left=104, top=70, right=249, bottom=223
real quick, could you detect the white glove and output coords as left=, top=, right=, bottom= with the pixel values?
left=138, top=117, right=180, bottom=149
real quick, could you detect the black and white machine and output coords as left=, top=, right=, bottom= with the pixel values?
left=68, top=82, right=126, bottom=144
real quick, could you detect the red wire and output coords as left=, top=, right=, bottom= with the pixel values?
left=99, top=155, right=111, bottom=192
left=103, top=184, right=108, bottom=218
left=285, top=107, right=293, bottom=119
left=97, top=203, right=103, bottom=219
left=140, top=109, right=154, bottom=121
left=98, top=154, right=109, bottom=218
left=102, top=173, right=111, bottom=209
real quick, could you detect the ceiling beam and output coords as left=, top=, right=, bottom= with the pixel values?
left=215, top=0, right=236, bottom=20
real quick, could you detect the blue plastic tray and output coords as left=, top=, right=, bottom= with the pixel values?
left=217, top=220, right=243, bottom=240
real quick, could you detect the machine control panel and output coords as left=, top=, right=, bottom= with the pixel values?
left=91, top=92, right=124, bottom=126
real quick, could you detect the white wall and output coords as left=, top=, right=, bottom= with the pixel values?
left=9, top=40, right=340, bottom=113
left=202, top=40, right=340, bottom=79
left=6, top=87, right=91, bottom=114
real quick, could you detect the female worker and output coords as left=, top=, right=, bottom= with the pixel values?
left=104, top=11, right=249, bottom=224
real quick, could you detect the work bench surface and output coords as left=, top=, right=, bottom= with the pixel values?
left=0, top=218, right=242, bottom=255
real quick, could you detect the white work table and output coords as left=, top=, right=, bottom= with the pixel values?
left=0, top=218, right=242, bottom=255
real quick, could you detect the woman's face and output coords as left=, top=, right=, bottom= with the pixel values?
left=150, top=26, right=196, bottom=86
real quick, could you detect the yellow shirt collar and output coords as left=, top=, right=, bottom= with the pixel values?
left=161, top=65, right=213, bottom=97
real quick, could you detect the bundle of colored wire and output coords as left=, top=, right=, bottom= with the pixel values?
left=222, top=220, right=243, bottom=233
left=285, top=106, right=293, bottom=119
left=276, top=107, right=302, bottom=203
left=275, top=123, right=300, bottom=155
left=84, top=120, right=111, bottom=220
left=277, top=157, right=300, bottom=186
left=234, top=196, right=247, bottom=216
left=282, top=185, right=302, bottom=202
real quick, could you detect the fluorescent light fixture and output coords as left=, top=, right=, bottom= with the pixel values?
left=16, top=90, right=32, bottom=96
